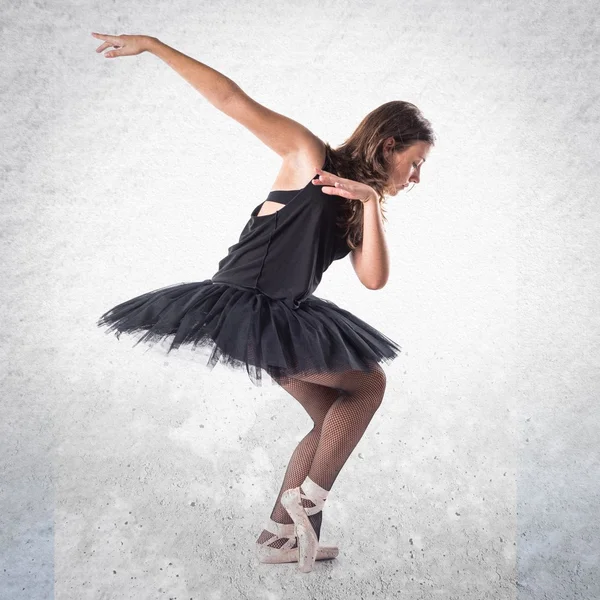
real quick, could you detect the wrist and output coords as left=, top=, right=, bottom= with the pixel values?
left=144, top=36, right=160, bottom=53
left=363, top=191, right=378, bottom=205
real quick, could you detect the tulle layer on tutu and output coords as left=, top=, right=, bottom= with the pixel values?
left=96, top=279, right=402, bottom=386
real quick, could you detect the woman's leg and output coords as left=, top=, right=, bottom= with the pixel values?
left=280, top=362, right=387, bottom=538
left=258, top=362, right=387, bottom=547
left=256, top=378, right=341, bottom=548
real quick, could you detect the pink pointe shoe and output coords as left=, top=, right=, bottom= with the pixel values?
left=280, top=486, right=325, bottom=573
left=256, top=517, right=339, bottom=565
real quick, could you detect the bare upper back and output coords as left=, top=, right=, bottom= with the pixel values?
left=256, top=137, right=327, bottom=217
left=269, top=136, right=327, bottom=192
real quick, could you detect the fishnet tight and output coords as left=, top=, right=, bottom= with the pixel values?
left=256, top=363, right=387, bottom=549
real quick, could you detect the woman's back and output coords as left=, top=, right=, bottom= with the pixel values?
left=211, top=147, right=351, bottom=311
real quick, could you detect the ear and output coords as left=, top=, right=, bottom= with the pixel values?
left=382, top=136, right=396, bottom=161
left=384, top=136, right=395, bottom=150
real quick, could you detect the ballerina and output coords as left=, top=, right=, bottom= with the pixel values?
left=92, top=31, right=435, bottom=573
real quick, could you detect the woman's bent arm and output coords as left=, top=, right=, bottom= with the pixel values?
left=146, top=38, right=238, bottom=110
left=351, top=198, right=390, bottom=290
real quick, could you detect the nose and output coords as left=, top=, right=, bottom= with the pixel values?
left=409, top=173, right=420, bottom=185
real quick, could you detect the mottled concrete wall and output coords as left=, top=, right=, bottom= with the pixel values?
left=1, top=0, right=598, bottom=598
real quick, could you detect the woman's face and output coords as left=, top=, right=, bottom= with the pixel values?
left=385, top=140, right=432, bottom=195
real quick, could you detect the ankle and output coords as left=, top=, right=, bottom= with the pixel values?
left=299, top=475, right=330, bottom=514
left=299, top=476, right=330, bottom=541
left=307, top=511, right=323, bottom=541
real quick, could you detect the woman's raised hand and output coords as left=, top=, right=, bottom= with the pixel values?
left=312, top=168, right=377, bottom=204
left=91, top=32, right=154, bottom=58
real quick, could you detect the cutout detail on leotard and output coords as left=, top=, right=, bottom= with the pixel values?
left=256, top=200, right=287, bottom=218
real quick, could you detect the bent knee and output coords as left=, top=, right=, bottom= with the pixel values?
left=353, top=364, right=387, bottom=409
left=367, top=362, right=387, bottom=393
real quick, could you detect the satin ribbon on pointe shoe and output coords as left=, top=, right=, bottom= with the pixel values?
left=256, top=518, right=338, bottom=564
left=280, top=488, right=323, bottom=572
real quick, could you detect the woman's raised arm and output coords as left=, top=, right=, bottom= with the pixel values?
left=145, top=37, right=239, bottom=110
left=92, top=33, right=316, bottom=158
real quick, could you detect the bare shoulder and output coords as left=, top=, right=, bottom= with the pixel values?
left=270, top=134, right=327, bottom=191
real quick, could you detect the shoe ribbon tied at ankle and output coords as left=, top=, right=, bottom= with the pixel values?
left=299, top=476, right=329, bottom=516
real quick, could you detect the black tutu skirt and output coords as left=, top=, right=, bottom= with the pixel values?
left=96, top=279, right=402, bottom=386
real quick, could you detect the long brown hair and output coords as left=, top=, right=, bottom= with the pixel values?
left=324, top=101, right=436, bottom=250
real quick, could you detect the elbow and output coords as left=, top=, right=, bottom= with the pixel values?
left=354, top=262, right=389, bottom=290
left=363, top=266, right=389, bottom=290
left=363, top=278, right=387, bottom=290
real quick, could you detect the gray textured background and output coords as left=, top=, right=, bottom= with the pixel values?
left=1, top=0, right=598, bottom=598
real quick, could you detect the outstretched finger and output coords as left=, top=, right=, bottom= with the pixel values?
left=91, top=32, right=121, bottom=44
left=95, top=42, right=111, bottom=53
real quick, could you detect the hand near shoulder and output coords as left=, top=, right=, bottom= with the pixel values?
left=312, top=168, right=377, bottom=204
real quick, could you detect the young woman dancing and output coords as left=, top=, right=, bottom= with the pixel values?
left=92, top=32, right=435, bottom=573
